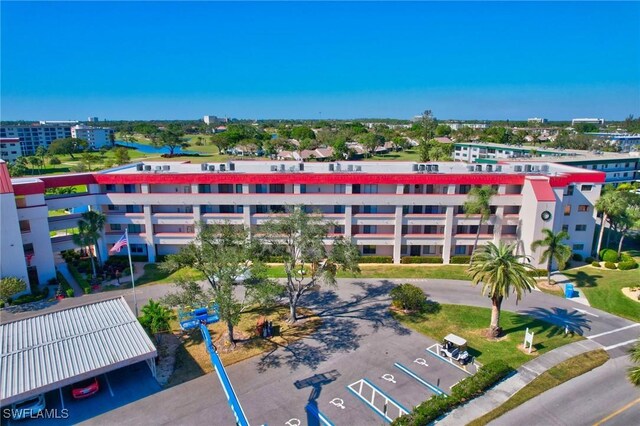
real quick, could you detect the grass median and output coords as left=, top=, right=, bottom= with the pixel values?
left=468, top=349, right=610, bottom=426
left=393, top=304, right=583, bottom=369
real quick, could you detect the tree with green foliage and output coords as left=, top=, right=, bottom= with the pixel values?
left=420, top=110, right=437, bottom=140
left=455, top=126, right=475, bottom=142
left=418, top=140, right=431, bottom=162
left=113, top=147, right=131, bottom=165
left=595, top=190, right=627, bottom=259
left=468, top=242, right=536, bottom=337
left=35, top=145, right=48, bottom=168
left=609, top=192, right=640, bottom=257
left=72, top=211, right=106, bottom=277
left=463, top=185, right=497, bottom=257
left=139, top=299, right=175, bottom=340
left=161, top=223, right=280, bottom=345
left=263, top=207, right=360, bottom=323
left=155, top=124, right=188, bottom=155
left=80, top=152, right=100, bottom=171
left=435, top=124, right=452, bottom=137
left=629, top=342, right=640, bottom=386
left=359, top=132, right=385, bottom=156
left=291, top=126, right=316, bottom=141
left=531, top=229, right=572, bottom=285
left=0, top=277, right=27, bottom=303
left=48, top=138, right=88, bottom=159
left=573, top=122, right=600, bottom=133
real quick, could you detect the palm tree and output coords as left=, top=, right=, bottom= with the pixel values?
left=463, top=185, right=498, bottom=258
left=468, top=242, right=536, bottom=337
left=72, top=211, right=106, bottom=277
left=629, top=341, right=640, bottom=386
left=531, top=229, right=572, bottom=285
left=139, top=299, right=174, bottom=338
left=595, top=190, right=626, bottom=259
left=72, top=221, right=97, bottom=278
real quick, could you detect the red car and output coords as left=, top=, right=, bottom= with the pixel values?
left=71, top=377, right=99, bottom=399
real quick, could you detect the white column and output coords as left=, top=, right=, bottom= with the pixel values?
left=442, top=184, right=456, bottom=264
left=140, top=184, right=156, bottom=262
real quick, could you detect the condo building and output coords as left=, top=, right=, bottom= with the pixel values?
left=0, top=159, right=605, bottom=291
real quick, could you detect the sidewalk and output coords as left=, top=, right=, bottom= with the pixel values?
left=56, top=262, right=84, bottom=296
left=101, top=262, right=147, bottom=288
left=437, top=339, right=602, bottom=425
left=550, top=271, right=591, bottom=306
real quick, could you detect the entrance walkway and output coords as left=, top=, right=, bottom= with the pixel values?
left=56, top=262, right=84, bottom=296
left=550, top=271, right=591, bottom=306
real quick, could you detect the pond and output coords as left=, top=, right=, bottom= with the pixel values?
left=115, top=140, right=201, bottom=155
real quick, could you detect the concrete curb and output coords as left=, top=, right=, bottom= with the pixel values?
left=436, top=339, right=602, bottom=425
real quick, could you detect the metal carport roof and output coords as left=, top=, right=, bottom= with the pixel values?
left=0, top=296, right=157, bottom=405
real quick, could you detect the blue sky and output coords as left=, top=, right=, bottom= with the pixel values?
left=2, top=1, right=639, bottom=120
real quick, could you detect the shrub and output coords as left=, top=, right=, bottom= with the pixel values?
left=620, top=252, right=633, bottom=262
left=604, top=261, right=617, bottom=270
left=600, top=249, right=619, bottom=263
left=65, top=289, right=75, bottom=298
left=450, top=256, right=471, bottom=264
left=390, top=284, right=428, bottom=312
left=68, top=264, right=91, bottom=294
left=49, top=156, right=61, bottom=165
left=591, top=261, right=601, bottom=267
left=400, top=256, right=444, bottom=264
left=10, top=287, right=50, bottom=306
left=527, top=268, right=549, bottom=278
left=585, top=257, right=595, bottom=264
left=0, top=277, right=28, bottom=302
left=572, top=253, right=583, bottom=262
left=618, top=260, right=638, bottom=270
left=358, top=256, right=393, bottom=264
left=391, top=360, right=514, bottom=426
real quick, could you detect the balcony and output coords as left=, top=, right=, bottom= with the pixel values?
left=48, top=213, right=82, bottom=231
left=352, top=213, right=396, bottom=225
left=352, top=233, right=395, bottom=245
left=50, top=235, right=76, bottom=252
left=152, top=213, right=195, bottom=225
left=403, top=214, right=446, bottom=226
left=201, top=213, right=244, bottom=225
left=453, top=234, right=495, bottom=245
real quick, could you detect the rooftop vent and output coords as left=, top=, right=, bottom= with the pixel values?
left=419, top=164, right=426, bottom=172
left=335, top=163, right=342, bottom=172
left=136, top=164, right=144, bottom=171
left=155, top=166, right=162, bottom=171
left=208, top=165, right=216, bottom=172
left=162, top=165, right=170, bottom=171
left=541, top=165, right=550, bottom=173
left=201, top=164, right=208, bottom=171
left=355, top=165, right=362, bottom=172
left=329, top=164, right=335, bottom=171
left=486, top=164, right=493, bottom=172
left=514, top=165, right=523, bottom=172
left=412, top=164, right=419, bottom=172
left=495, top=165, right=503, bottom=172
left=347, top=164, right=354, bottom=172
left=466, top=165, right=475, bottom=172
left=432, top=164, right=439, bottom=172
left=279, top=164, right=285, bottom=172
left=525, top=164, right=532, bottom=172
left=475, top=164, right=482, bottom=172
left=219, top=164, right=226, bottom=172
left=270, top=165, right=278, bottom=171
left=227, top=162, right=235, bottom=171
left=299, top=162, right=304, bottom=171
left=144, top=165, right=151, bottom=171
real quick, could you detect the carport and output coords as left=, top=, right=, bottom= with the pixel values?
left=0, top=296, right=157, bottom=407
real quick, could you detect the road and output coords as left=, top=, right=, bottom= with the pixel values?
left=490, top=356, right=640, bottom=426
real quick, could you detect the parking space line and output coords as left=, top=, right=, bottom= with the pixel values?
left=103, top=373, right=115, bottom=397
left=603, top=339, right=639, bottom=351
left=346, top=378, right=409, bottom=423
left=305, top=402, right=335, bottom=426
left=393, top=363, right=447, bottom=396
left=425, top=345, right=473, bottom=375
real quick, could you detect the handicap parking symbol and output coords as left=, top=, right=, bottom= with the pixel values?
left=285, top=419, right=301, bottom=426
left=330, top=398, right=345, bottom=409
left=381, top=374, right=397, bottom=384
left=414, top=358, right=429, bottom=367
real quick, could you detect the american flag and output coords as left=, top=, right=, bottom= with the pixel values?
left=109, top=233, right=128, bottom=254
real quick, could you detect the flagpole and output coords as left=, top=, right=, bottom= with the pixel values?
left=126, top=228, right=138, bottom=317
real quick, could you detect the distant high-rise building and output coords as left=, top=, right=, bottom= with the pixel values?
left=0, top=138, right=23, bottom=162
left=71, top=125, right=114, bottom=149
left=528, top=118, right=548, bottom=124
left=0, top=122, right=75, bottom=155
left=203, top=115, right=218, bottom=125
left=88, top=117, right=99, bottom=122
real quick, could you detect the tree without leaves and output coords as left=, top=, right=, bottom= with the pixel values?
left=263, top=207, right=360, bottom=323
left=463, top=185, right=498, bottom=258
left=0, top=277, right=27, bottom=302
left=468, top=242, right=536, bottom=337
left=531, top=229, right=572, bottom=285
left=161, top=222, right=280, bottom=345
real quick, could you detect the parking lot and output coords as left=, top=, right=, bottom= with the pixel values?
left=2, top=362, right=160, bottom=426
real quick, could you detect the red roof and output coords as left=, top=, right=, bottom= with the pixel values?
left=0, top=163, right=14, bottom=194
left=528, top=178, right=556, bottom=202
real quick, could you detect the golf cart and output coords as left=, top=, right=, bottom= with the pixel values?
left=440, top=333, right=473, bottom=365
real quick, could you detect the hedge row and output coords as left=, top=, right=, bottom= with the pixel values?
left=391, top=360, right=514, bottom=426
left=68, top=264, right=92, bottom=294
left=618, top=260, right=639, bottom=270
left=56, top=271, right=73, bottom=294
left=9, top=287, right=50, bottom=306
left=400, top=256, right=444, bottom=264
left=358, top=256, right=394, bottom=264
left=450, top=256, right=471, bottom=264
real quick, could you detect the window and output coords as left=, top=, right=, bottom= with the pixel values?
left=581, top=185, right=593, bottom=192
left=124, top=184, right=136, bottom=193
left=198, top=184, right=211, bottom=193
left=23, top=243, right=34, bottom=255
left=269, top=184, right=285, bottom=193
left=235, top=184, right=243, bottom=194
left=220, top=205, right=234, bottom=213
left=562, top=224, right=569, bottom=232
left=19, top=220, right=30, bottom=233
left=572, top=244, right=584, bottom=251
left=111, top=224, right=122, bottom=231
left=300, top=184, right=306, bottom=194
left=108, top=204, right=117, bottom=211
left=363, top=225, right=377, bottom=234
left=564, top=205, right=571, bottom=216
left=218, top=184, right=233, bottom=193
left=575, top=224, right=587, bottom=231
left=565, top=185, right=574, bottom=196
left=363, top=245, right=376, bottom=255
left=423, top=245, right=436, bottom=255
left=106, top=184, right=116, bottom=191
left=333, top=205, right=345, bottom=214
left=363, top=184, right=378, bottom=194
left=578, top=205, right=589, bottom=212
left=333, top=225, right=344, bottom=234
left=334, top=184, right=346, bottom=194
left=459, top=185, right=471, bottom=194
left=363, top=205, right=377, bottom=214
left=128, top=224, right=142, bottom=233
left=256, top=184, right=267, bottom=194
left=454, top=245, right=467, bottom=255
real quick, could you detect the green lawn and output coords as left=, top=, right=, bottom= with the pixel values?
left=363, top=149, right=421, bottom=161
left=468, top=349, right=610, bottom=425
left=394, top=304, right=583, bottom=369
left=135, top=264, right=204, bottom=286
left=563, top=265, right=640, bottom=322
